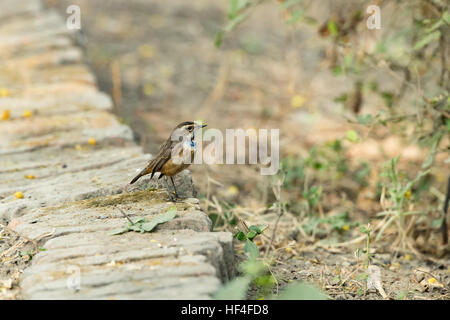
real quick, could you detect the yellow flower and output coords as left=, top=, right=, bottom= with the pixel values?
left=88, top=138, right=97, bottom=146
left=24, top=175, right=35, bottom=179
left=428, top=277, right=437, bottom=284
left=285, top=247, right=291, bottom=253
left=342, top=224, right=350, bottom=231
left=138, top=44, right=154, bottom=58
left=227, top=185, right=239, bottom=196
left=1, top=110, right=10, bottom=120
left=404, top=190, right=411, bottom=198
left=291, top=94, right=305, bottom=108
left=0, top=88, right=9, bottom=97
left=23, top=110, right=32, bottom=118
left=14, top=192, right=24, bottom=199
left=404, top=254, right=411, bottom=261
left=142, top=83, right=155, bottom=96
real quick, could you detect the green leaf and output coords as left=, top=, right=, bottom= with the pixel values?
left=213, top=276, right=251, bottom=300
left=346, top=130, right=359, bottom=142
left=422, top=153, right=434, bottom=169
left=334, top=94, right=347, bottom=103
left=110, top=228, right=129, bottom=235
left=431, top=217, right=443, bottom=229
left=248, top=224, right=268, bottom=234
left=443, top=11, right=450, bottom=24
left=277, top=283, right=328, bottom=300
left=234, top=231, right=246, bottom=241
left=244, top=239, right=259, bottom=259
left=356, top=114, right=373, bottom=125
left=141, top=207, right=177, bottom=232
left=224, top=12, right=249, bottom=32
left=215, top=31, right=223, bottom=47
left=228, top=0, right=249, bottom=19
left=396, top=291, right=408, bottom=300
left=111, top=207, right=177, bottom=235
left=246, top=231, right=257, bottom=240
left=131, top=217, right=146, bottom=224
left=239, top=259, right=267, bottom=278
left=414, top=30, right=441, bottom=50
left=332, top=65, right=343, bottom=76
left=380, top=91, right=394, bottom=108
left=327, top=20, right=338, bottom=37
left=360, top=225, right=369, bottom=234
left=228, top=0, right=239, bottom=18
left=425, top=19, right=443, bottom=33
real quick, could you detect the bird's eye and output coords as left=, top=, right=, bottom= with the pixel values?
left=188, top=126, right=194, bottom=132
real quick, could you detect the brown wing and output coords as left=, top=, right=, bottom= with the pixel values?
left=150, top=146, right=172, bottom=179
left=129, top=139, right=172, bottom=184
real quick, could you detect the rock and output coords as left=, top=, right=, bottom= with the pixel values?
left=414, top=270, right=425, bottom=283
left=0, top=0, right=234, bottom=300
left=185, top=198, right=200, bottom=205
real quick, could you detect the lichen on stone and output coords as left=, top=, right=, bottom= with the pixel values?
left=79, top=189, right=164, bottom=208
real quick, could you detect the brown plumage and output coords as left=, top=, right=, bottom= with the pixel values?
left=129, top=121, right=206, bottom=201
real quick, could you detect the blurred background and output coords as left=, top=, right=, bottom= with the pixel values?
left=43, top=0, right=449, bottom=299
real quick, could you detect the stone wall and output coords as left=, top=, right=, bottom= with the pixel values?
left=0, top=0, right=233, bottom=299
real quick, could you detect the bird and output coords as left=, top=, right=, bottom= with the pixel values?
left=130, top=121, right=206, bottom=201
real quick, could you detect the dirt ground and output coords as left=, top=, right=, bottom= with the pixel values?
left=0, top=225, right=35, bottom=299
left=5, top=0, right=442, bottom=300
left=268, top=247, right=450, bottom=300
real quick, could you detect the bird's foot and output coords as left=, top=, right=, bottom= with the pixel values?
left=167, top=191, right=184, bottom=202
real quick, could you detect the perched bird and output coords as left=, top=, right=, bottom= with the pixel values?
left=130, top=121, right=206, bottom=201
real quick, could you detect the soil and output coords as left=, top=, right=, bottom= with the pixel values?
left=270, top=247, right=450, bottom=300
left=0, top=225, right=34, bottom=300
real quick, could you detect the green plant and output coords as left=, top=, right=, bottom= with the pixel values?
left=110, top=206, right=177, bottom=235
left=376, top=157, right=429, bottom=245
left=360, top=224, right=373, bottom=270
left=305, top=139, right=348, bottom=178
left=208, top=200, right=238, bottom=230
left=234, top=224, right=268, bottom=259
left=302, top=185, right=322, bottom=215
left=354, top=223, right=373, bottom=295
left=354, top=162, right=371, bottom=187
left=214, top=258, right=327, bottom=300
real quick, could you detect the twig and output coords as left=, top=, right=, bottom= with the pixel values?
left=115, top=206, right=133, bottom=224
left=0, top=223, right=38, bottom=257
left=267, top=177, right=284, bottom=255
left=0, top=224, right=54, bottom=259
left=442, top=175, right=450, bottom=244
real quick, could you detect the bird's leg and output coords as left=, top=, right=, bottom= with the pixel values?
left=164, top=176, right=175, bottom=202
left=170, top=176, right=180, bottom=199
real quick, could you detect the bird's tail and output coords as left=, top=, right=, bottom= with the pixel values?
left=130, top=167, right=150, bottom=184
